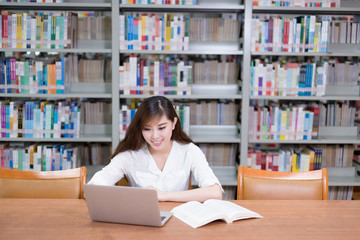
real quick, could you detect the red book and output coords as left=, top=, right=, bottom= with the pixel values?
left=2, top=14, right=9, bottom=48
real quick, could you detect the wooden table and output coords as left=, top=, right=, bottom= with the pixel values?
left=1, top=199, right=359, bottom=240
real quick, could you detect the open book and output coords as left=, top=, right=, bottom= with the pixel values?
left=171, top=199, right=263, bottom=228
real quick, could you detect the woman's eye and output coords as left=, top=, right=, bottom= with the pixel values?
left=159, top=127, right=165, bottom=130
left=143, top=128, right=150, bottom=131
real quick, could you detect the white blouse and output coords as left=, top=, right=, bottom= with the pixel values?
left=88, top=141, right=222, bottom=192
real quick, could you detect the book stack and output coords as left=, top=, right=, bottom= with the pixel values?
left=252, top=14, right=360, bottom=53
left=329, top=186, right=354, bottom=200
left=0, top=143, right=78, bottom=172
left=77, top=15, right=111, bottom=41
left=192, top=56, right=239, bottom=84
left=189, top=14, right=240, bottom=43
left=119, top=13, right=190, bottom=51
left=252, top=0, right=341, bottom=7
left=119, top=55, right=192, bottom=95
left=250, top=58, right=360, bottom=97
left=0, top=57, right=68, bottom=94
left=82, top=101, right=112, bottom=125
left=189, top=100, right=238, bottom=125
left=0, top=100, right=81, bottom=139
left=247, top=144, right=354, bottom=171
left=198, top=143, right=238, bottom=166
left=248, top=104, right=316, bottom=140
left=78, top=143, right=111, bottom=166
left=329, top=16, right=360, bottom=44
left=0, top=11, right=78, bottom=49
left=318, top=101, right=355, bottom=127
left=252, top=15, right=330, bottom=53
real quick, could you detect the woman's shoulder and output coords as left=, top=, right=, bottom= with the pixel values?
left=112, top=145, right=148, bottom=160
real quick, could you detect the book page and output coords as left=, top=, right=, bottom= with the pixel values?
left=204, top=199, right=263, bottom=222
left=171, top=201, right=227, bottom=228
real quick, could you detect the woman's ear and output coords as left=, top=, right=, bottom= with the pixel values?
left=172, top=117, right=177, bottom=130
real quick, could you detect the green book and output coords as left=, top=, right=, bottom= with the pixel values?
left=59, top=16, right=64, bottom=49
left=36, top=16, right=41, bottom=49
left=51, top=16, right=56, bottom=49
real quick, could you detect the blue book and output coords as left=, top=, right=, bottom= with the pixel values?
left=70, top=102, right=76, bottom=138
left=30, top=102, right=34, bottom=138
left=303, top=111, right=310, bottom=140
left=136, top=62, right=141, bottom=94
left=5, top=60, right=11, bottom=93
left=9, top=148, right=13, bottom=169
left=0, top=61, right=4, bottom=94
left=6, top=106, right=10, bottom=138
left=60, top=57, right=65, bottom=93
left=64, top=106, right=69, bottom=138
left=53, top=106, right=58, bottom=138
left=44, top=66, right=48, bottom=94
left=59, top=145, right=65, bottom=170
left=264, top=20, right=268, bottom=52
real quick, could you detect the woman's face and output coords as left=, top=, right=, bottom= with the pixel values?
left=142, top=115, right=177, bottom=154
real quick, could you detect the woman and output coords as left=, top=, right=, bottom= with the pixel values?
left=88, top=96, right=223, bottom=202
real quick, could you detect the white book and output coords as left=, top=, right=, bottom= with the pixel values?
left=171, top=199, right=263, bottom=229
left=119, top=15, right=125, bottom=50
left=23, top=13, right=28, bottom=49
left=31, top=18, right=37, bottom=49
left=129, top=56, right=137, bottom=92
left=12, top=14, right=17, bottom=49
left=177, top=61, right=185, bottom=95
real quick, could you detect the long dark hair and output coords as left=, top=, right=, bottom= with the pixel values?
left=110, top=96, right=193, bottom=159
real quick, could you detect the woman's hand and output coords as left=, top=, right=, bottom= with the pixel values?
left=146, top=184, right=222, bottom=202
left=146, top=186, right=167, bottom=201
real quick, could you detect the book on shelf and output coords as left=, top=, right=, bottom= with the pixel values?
left=0, top=100, right=80, bottom=139
left=248, top=143, right=354, bottom=171
left=1, top=11, right=78, bottom=49
left=121, top=0, right=197, bottom=5
left=0, top=143, right=78, bottom=171
left=252, top=0, right=341, bottom=7
left=198, top=143, right=238, bottom=166
left=251, top=14, right=360, bottom=53
left=171, top=199, right=263, bottom=228
left=119, top=55, right=192, bottom=95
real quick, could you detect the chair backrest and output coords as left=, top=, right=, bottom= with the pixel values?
left=116, top=175, right=192, bottom=190
left=237, top=166, right=328, bottom=200
left=0, top=167, right=87, bottom=199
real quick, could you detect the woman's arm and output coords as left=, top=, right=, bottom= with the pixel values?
left=148, top=184, right=222, bottom=202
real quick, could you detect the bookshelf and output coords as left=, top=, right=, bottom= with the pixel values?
left=242, top=0, right=360, bottom=197
left=0, top=0, right=115, bottom=170
left=2, top=0, right=360, bottom=199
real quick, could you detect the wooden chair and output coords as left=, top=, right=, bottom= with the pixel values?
left=116, top=175, right=192, bottom=190
left=237, top=166, right=328, bottom=200
left=0, top=167, right=87, bottom=199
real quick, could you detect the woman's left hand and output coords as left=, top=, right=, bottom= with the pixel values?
left=146, top=186, right=167, bottom=201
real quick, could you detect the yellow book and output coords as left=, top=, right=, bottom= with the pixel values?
left=280, top=109, right=287, bottom=140
left=16, top=14, right=22, bottom=48
left=165, top=14, right=171, bottom=51
left=141, top=15, right=146, bottom=50
left=303, top=147, right=315, bottom=171
left=292, top=153, right=298, bottom=172
left=40, top=16, right=44, bottom=49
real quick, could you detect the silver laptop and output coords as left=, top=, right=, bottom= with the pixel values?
left=83, top=184, right=172, bottom=227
